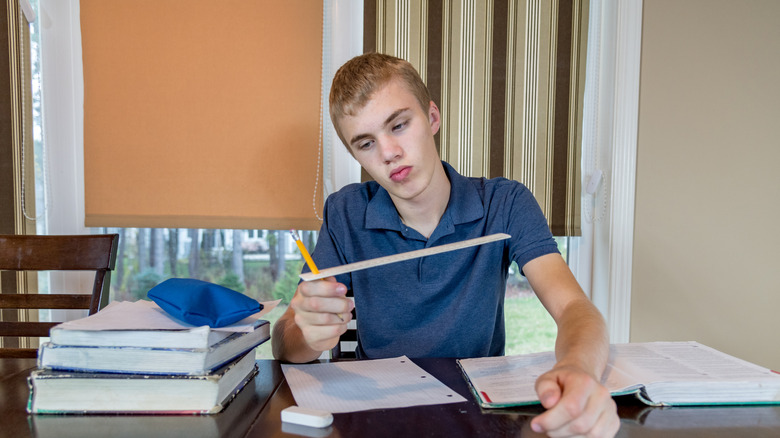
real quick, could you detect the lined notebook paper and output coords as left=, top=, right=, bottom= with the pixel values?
left=282, top=356, right=466, bottom=413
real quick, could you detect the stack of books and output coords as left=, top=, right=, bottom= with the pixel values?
left=27, top=300, right=272, bottom=414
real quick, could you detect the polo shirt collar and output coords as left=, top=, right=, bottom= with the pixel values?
left=365, top=183, right=403, bottom=232
left=364, top=161, right=484, bottom=236
left=445, top=161, right=484, bottom=220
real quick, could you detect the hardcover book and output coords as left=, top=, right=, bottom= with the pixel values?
left=458, top=341, right=780, bottom=408
left=48, top=299, right=277, bottom=349
left=28, top=350, right=258, bottom=414
left=38, top=320, right=270, bottom=375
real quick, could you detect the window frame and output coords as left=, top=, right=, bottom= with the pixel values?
left=33, top=0, right=643, bottom=343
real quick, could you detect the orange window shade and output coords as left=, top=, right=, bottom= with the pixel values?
left=81, top=0, right=323, bottom=230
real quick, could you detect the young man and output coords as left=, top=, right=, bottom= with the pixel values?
left=273, top=53, right=619, bottom=437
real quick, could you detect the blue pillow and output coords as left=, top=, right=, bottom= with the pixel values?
left=147, top=278, right=262, bottom=327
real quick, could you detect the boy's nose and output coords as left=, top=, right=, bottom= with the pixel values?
left=379, top=138, right=403, bottom=163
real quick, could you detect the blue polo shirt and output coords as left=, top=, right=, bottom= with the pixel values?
left=308, top=161, right=559, bottom=359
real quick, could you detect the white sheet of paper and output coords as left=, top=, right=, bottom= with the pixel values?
left=54, top=299, right=280, bottom=333
left=282, top=356, right=466, bottom=413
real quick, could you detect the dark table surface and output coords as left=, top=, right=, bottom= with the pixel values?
left=3, top=357, right=780, bottom=438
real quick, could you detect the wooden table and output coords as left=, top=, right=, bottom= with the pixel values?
left=2, top=357, right=779, bottom=437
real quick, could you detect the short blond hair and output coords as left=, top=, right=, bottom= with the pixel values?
left=329, top=53, right=432, bottom=146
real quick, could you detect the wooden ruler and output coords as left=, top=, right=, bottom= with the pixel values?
left=299, top=233, right=510, bottom=282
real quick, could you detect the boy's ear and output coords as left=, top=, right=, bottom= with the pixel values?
left=428, top=101, right=441, bottom=134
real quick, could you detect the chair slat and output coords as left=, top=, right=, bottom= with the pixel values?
left=0, top=234, right=119, bottom=358
left=0, top=322, right=59, bottom=337
left=330, top=291, right=358, bottom=359
left=0, top=348, right=38, bottom=359
left=0, top=294, right=92, bottom=309
left=0, top=234, right=118, bottom=271
left=340, top=330, right=358, bottom=342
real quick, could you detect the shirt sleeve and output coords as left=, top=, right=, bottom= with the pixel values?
left=503, top=182, right=560, bottom=273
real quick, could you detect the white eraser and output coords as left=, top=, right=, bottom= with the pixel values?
left=281, top=406, right=334, bottom=428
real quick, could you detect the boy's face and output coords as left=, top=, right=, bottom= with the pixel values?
left=337, top=79, right=442, bottom=204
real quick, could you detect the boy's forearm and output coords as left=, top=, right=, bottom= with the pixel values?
left=553, top=299, right=610, bottom=379
left=523, top=254, right=610, bottom=378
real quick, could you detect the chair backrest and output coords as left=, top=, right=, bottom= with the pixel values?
left=0, top=234, right=119, bottom=358
left=331, top=290, right=357, bottom=360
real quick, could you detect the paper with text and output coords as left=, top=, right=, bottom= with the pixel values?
left=457, top=351, right=559, bottom=405
left=458, top=341, right=780, bottom=406
left=282, top=356, right=466, bottom=413
left=604, top=342, right=777, bottom=383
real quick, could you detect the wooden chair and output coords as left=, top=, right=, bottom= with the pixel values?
left=0, top=234, right=119, bottom=358
left=331, top=290, right=357, bottom=360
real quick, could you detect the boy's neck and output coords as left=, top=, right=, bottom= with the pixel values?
left=392, top=164, right=451, bottom=239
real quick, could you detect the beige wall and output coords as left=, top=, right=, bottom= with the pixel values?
left=631, top=0, right=780, bottom=369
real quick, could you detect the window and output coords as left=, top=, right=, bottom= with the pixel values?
left=86, top=226, right=562, bottom=358
left=86, top=227, right=309, bottom=359
left=29, top=0, right=587, bottom=358
left=503, top=237, right=575, bottom=355
left=28, top=0, right=363, bottom=359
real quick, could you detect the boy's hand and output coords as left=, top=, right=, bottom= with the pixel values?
left=289, top=277, right=354, bottom=352
left=530, top=365, right=619, bottom=437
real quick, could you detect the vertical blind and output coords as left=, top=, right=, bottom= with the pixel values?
left=81, top=0, right=324, bottom=230
left=1, top=0, right=37, bottom=350
left=365, top=0, right=587, bottom=236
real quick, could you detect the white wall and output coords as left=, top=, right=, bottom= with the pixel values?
left=631, top=0, right=780, bottom=369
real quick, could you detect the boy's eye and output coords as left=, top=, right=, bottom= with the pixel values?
left=358, top=140, right=373, bottom=150
left=392, top=121, right=408, bottom=131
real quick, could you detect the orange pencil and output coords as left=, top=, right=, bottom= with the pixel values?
left=290, top=230, right=319, bottom=274
left=290, top=230, right=343, bottom=322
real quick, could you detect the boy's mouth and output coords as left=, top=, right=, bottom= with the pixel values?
left=390, top=166, right=412, bottom=182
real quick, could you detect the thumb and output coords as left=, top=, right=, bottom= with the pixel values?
left=535, top=375, right=562, bottom=409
